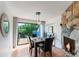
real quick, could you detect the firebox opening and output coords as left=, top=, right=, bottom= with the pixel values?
left=66, top=43, right=70, bottom=52
left=64, top=36, right=75, bottom=55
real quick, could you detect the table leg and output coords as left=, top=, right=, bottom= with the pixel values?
left=35, top=43, right=37, bottom=57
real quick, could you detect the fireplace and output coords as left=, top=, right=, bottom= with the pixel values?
left=64, top=36, right=75, bottom=55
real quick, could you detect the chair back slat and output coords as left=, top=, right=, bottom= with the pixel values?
left=28, top=36, right=32, bottom=46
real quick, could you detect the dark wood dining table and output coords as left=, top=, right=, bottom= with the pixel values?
left=31, top=38, right=45, bottom=57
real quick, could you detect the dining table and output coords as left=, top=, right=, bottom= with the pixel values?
left=31, top=37, right=45, bottom=57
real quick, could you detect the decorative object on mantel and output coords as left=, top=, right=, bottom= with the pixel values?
left=0, top=13, right=9, bottom=37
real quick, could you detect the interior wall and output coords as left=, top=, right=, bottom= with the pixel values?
left=0, top=2, right=13, bottom=57
left=46, top=16, right=62, bottom=48
left=53, top=16, right=62, bottom=48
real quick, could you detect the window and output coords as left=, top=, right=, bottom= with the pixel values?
left=17, top=22, right=39, bottom=45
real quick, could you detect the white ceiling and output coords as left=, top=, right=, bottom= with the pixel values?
left=4, top=1, right=72, bottom=21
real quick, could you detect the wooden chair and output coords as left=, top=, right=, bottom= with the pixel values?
left=29, top=36, right=34, bottom=56
left=38, top=37, right=54, bottom=56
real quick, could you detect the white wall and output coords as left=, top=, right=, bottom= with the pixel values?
left=53, top=16, right=62, bottom=48
left=46, top=16, right=62, bottom=48
left=0, top=2, right=13, bottom=57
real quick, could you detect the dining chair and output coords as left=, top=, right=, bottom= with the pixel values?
left=28, top=36, right=34, bottom=56
left=38, top=37, right=54, bottom=56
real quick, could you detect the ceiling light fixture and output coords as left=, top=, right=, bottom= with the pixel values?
left=36, top=12, right=41, bottom=24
